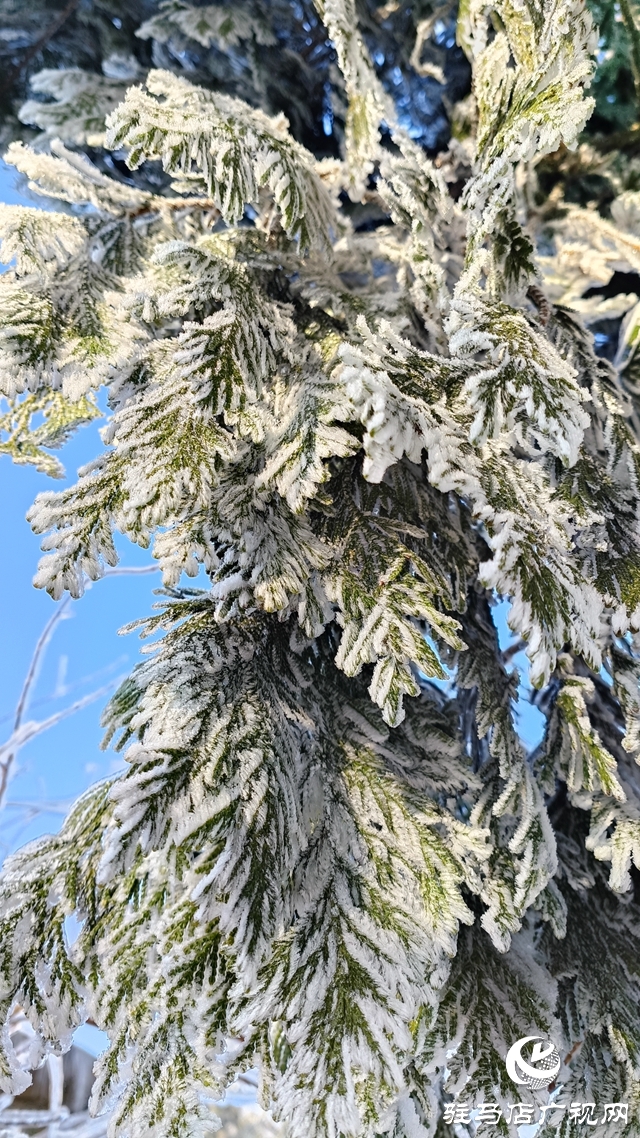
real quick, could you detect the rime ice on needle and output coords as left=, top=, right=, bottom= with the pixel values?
left=2, top=2, right=640, bottom=1137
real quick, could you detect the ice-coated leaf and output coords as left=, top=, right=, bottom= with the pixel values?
left=106, top=70, right=337, bottom=251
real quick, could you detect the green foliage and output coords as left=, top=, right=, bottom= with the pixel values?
left=19, top=69, right=131, bottom=146
left=586, top=0, right=640, bottom=131
left=3, top=1, right=640, bottom=1137
left=106, top=69, right=337, bottom=251
left=136, top=0, right=275, bottom=51
left=0, top=389, right=101, bottom=477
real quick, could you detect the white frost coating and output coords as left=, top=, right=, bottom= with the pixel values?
left=2, top=1, right=640, bottom=1136
left=340, top=318, right=603, bottom=688
left=136, top=1, right=275, bottom=51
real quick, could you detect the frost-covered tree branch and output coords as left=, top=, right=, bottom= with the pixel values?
left=1, top=1, right=640, bottom=1137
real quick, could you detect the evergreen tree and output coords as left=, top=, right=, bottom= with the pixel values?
left=2, top=2, right=640, bottom=1137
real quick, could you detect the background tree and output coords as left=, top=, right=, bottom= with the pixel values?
left=2, top=3, right=640, bottom=1138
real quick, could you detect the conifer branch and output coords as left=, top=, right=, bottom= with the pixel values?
left=2, top=1, right=640, bottom=1134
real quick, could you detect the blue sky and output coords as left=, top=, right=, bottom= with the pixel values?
left=0, top=157, right=160, bottom=860
left=0, top=428, right=160, bottom=856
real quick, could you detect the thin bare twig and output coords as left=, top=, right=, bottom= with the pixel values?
left=0, top=654, right=128, bottom=728
left=0, top=0, right=82, bottom=97
left=4, top=798, right=74, bottom=815
left=0, top=796, right=75, bottom=858
left=0, top=563, right=158, bottom=811
left=0, top=680, right=120, bottom=765
left=0, top=598, right=70, bottom=809
left=12, top=598, right=70, bottom=737
left=102, top=565, right=160, bottom=577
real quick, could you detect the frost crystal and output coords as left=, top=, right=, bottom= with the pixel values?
left=2, top=1, right=640, bottom=1136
